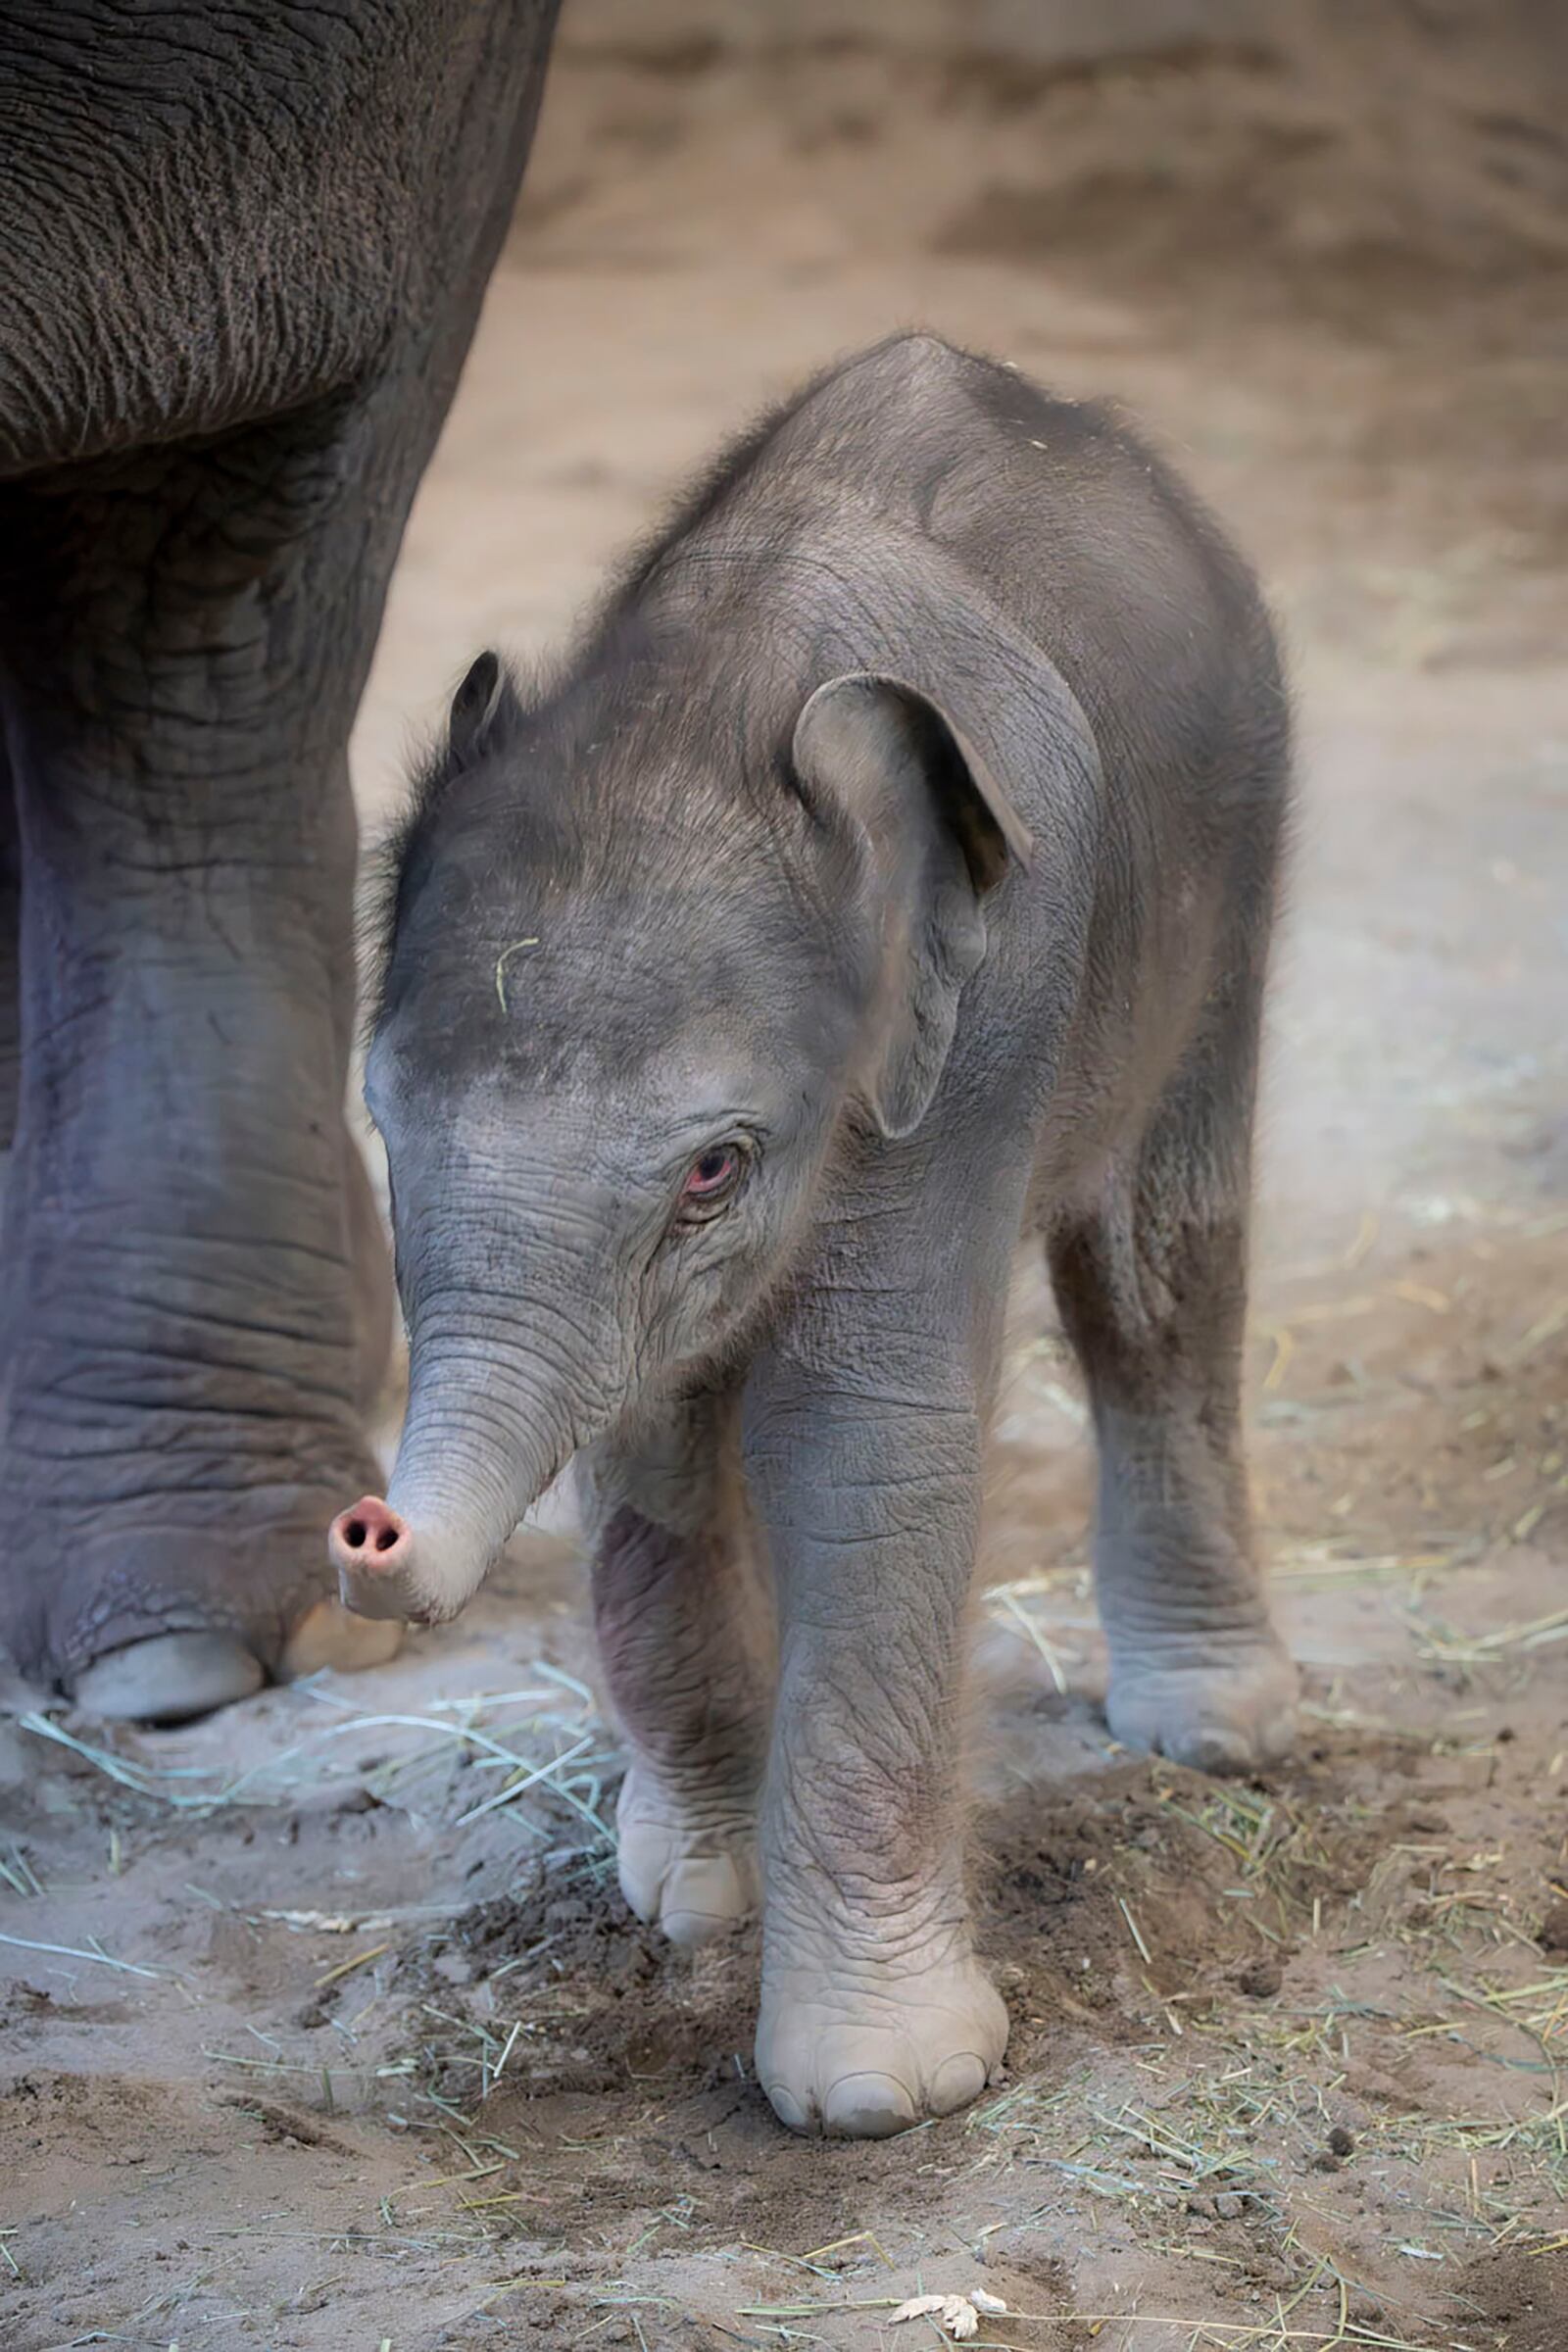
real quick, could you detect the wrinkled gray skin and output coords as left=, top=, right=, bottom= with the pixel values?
left=0, top=2, right=560, bottom=1720
left=347, top=334, right=1298, bottom=2137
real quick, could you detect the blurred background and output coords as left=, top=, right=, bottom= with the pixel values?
left=9, top=14, right=1567, bottom=2349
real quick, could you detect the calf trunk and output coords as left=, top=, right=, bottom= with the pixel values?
left=333, top=1241, right=623, bottom=1623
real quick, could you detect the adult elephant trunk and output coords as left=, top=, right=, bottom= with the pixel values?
left=331, top=1212, right=622, bottom=1625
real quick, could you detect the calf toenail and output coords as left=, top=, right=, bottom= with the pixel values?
left=822, top=2071, right=918, bottom=2138
left=931, top=2052, right=989, bottom=2113
left=766, top=2083, right=809, bottom=2132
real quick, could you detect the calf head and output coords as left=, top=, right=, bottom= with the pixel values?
left=332, top=640, right=1030, bottom=1625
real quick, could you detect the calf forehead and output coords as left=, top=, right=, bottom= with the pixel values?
left=385, top=863, right=829, bottom=1096
left=498, top=917, right=790, bottom=1083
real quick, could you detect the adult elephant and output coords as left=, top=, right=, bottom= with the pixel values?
left=0, top=1, right=561, bottom=1719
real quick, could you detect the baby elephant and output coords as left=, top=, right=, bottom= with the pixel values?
left=334, top=332, right=1297, bottom=2137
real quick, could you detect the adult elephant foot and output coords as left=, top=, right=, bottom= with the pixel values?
left=757, top=1911, right=1008, bottom=2137
left=3, top=1219, right=406, bottom=1721
left=73, top=1597, right=401, bottom=1726
left=61, top=1473, right=406, bottom=1724
left=1, top=1187, right=405, bottom=1720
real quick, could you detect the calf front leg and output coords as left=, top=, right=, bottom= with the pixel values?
left=581, top=1390, right=771, bottom=1946
left=744, top=1280, right=1009, bottom=2138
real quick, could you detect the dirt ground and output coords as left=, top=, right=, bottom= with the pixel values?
left=4, top=35, right=1568, bottom=2352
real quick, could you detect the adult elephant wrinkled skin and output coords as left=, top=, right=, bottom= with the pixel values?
left=0, top=2, right=561, bottom=1721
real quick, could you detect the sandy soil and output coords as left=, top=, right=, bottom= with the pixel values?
left=4, top=38, right=1568, bottom=2352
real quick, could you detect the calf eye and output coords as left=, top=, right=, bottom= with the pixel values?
left=675, top=1143, right=746, bottom=1223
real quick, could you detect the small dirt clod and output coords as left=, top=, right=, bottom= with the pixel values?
left=1538, top=1898, right=1568, bottom=1953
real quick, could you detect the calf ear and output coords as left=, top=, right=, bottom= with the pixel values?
left=791, top=672, right=1035, bottom=1140
left=447, top=651, right=514, bottom=765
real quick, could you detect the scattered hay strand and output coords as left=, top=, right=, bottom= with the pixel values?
left=1413, top=1603, right=1568, bottom=1667
left=1504, top=1295, right=1568, bottom=1366
left=1118, top=1896, right=1153, bottom=1967
left=0, top=1842, right=42, bottom=1898
left=18, top=1682, right=615, bottom=1849
left=1343, top=1210, right=1380, bottom=1271
left=0, top=1930, right=168, bottom=1981
left=494, top=937, right=539, bottom=1013
left=1270, top=1542, right=1469, bottom=1592
left=315, top=1941, right=391, bottom=1989
left=988, top=1585, right=1071, bottom=1693
left=456, top=1728, right=600, bottom=1827
left=19, top=1712, right=230, bottom=1808
left=732, top=2298, right=1460, bottom=2349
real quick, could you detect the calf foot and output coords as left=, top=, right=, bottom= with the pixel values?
left=1106, top=1633, right=1298, bottom=1774
left=757, top=1914, right=1008, bottom=2137
left=615, top=1762, right=758, bottom=1947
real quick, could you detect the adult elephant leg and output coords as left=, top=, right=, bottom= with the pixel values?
left=0, top=426, right=422, bottom=1719
left=743, top=1187, right=1018, bottom=2137
left=0, top=1, right=558, bottom=1721
left=582, top=1387, right=772, bottom=1947
left=0, top=757, right=18, bottom=1203
left=345, top=1129, right=398, bottom=1426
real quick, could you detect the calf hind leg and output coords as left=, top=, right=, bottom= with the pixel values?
left=1048, top=1029, right=1296, bottom=1774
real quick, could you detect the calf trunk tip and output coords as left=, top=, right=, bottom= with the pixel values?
left=329, top=1494, right=423, bottom=1624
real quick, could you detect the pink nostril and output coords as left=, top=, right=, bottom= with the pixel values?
left=330, top=1495, right=409, bottom=1569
